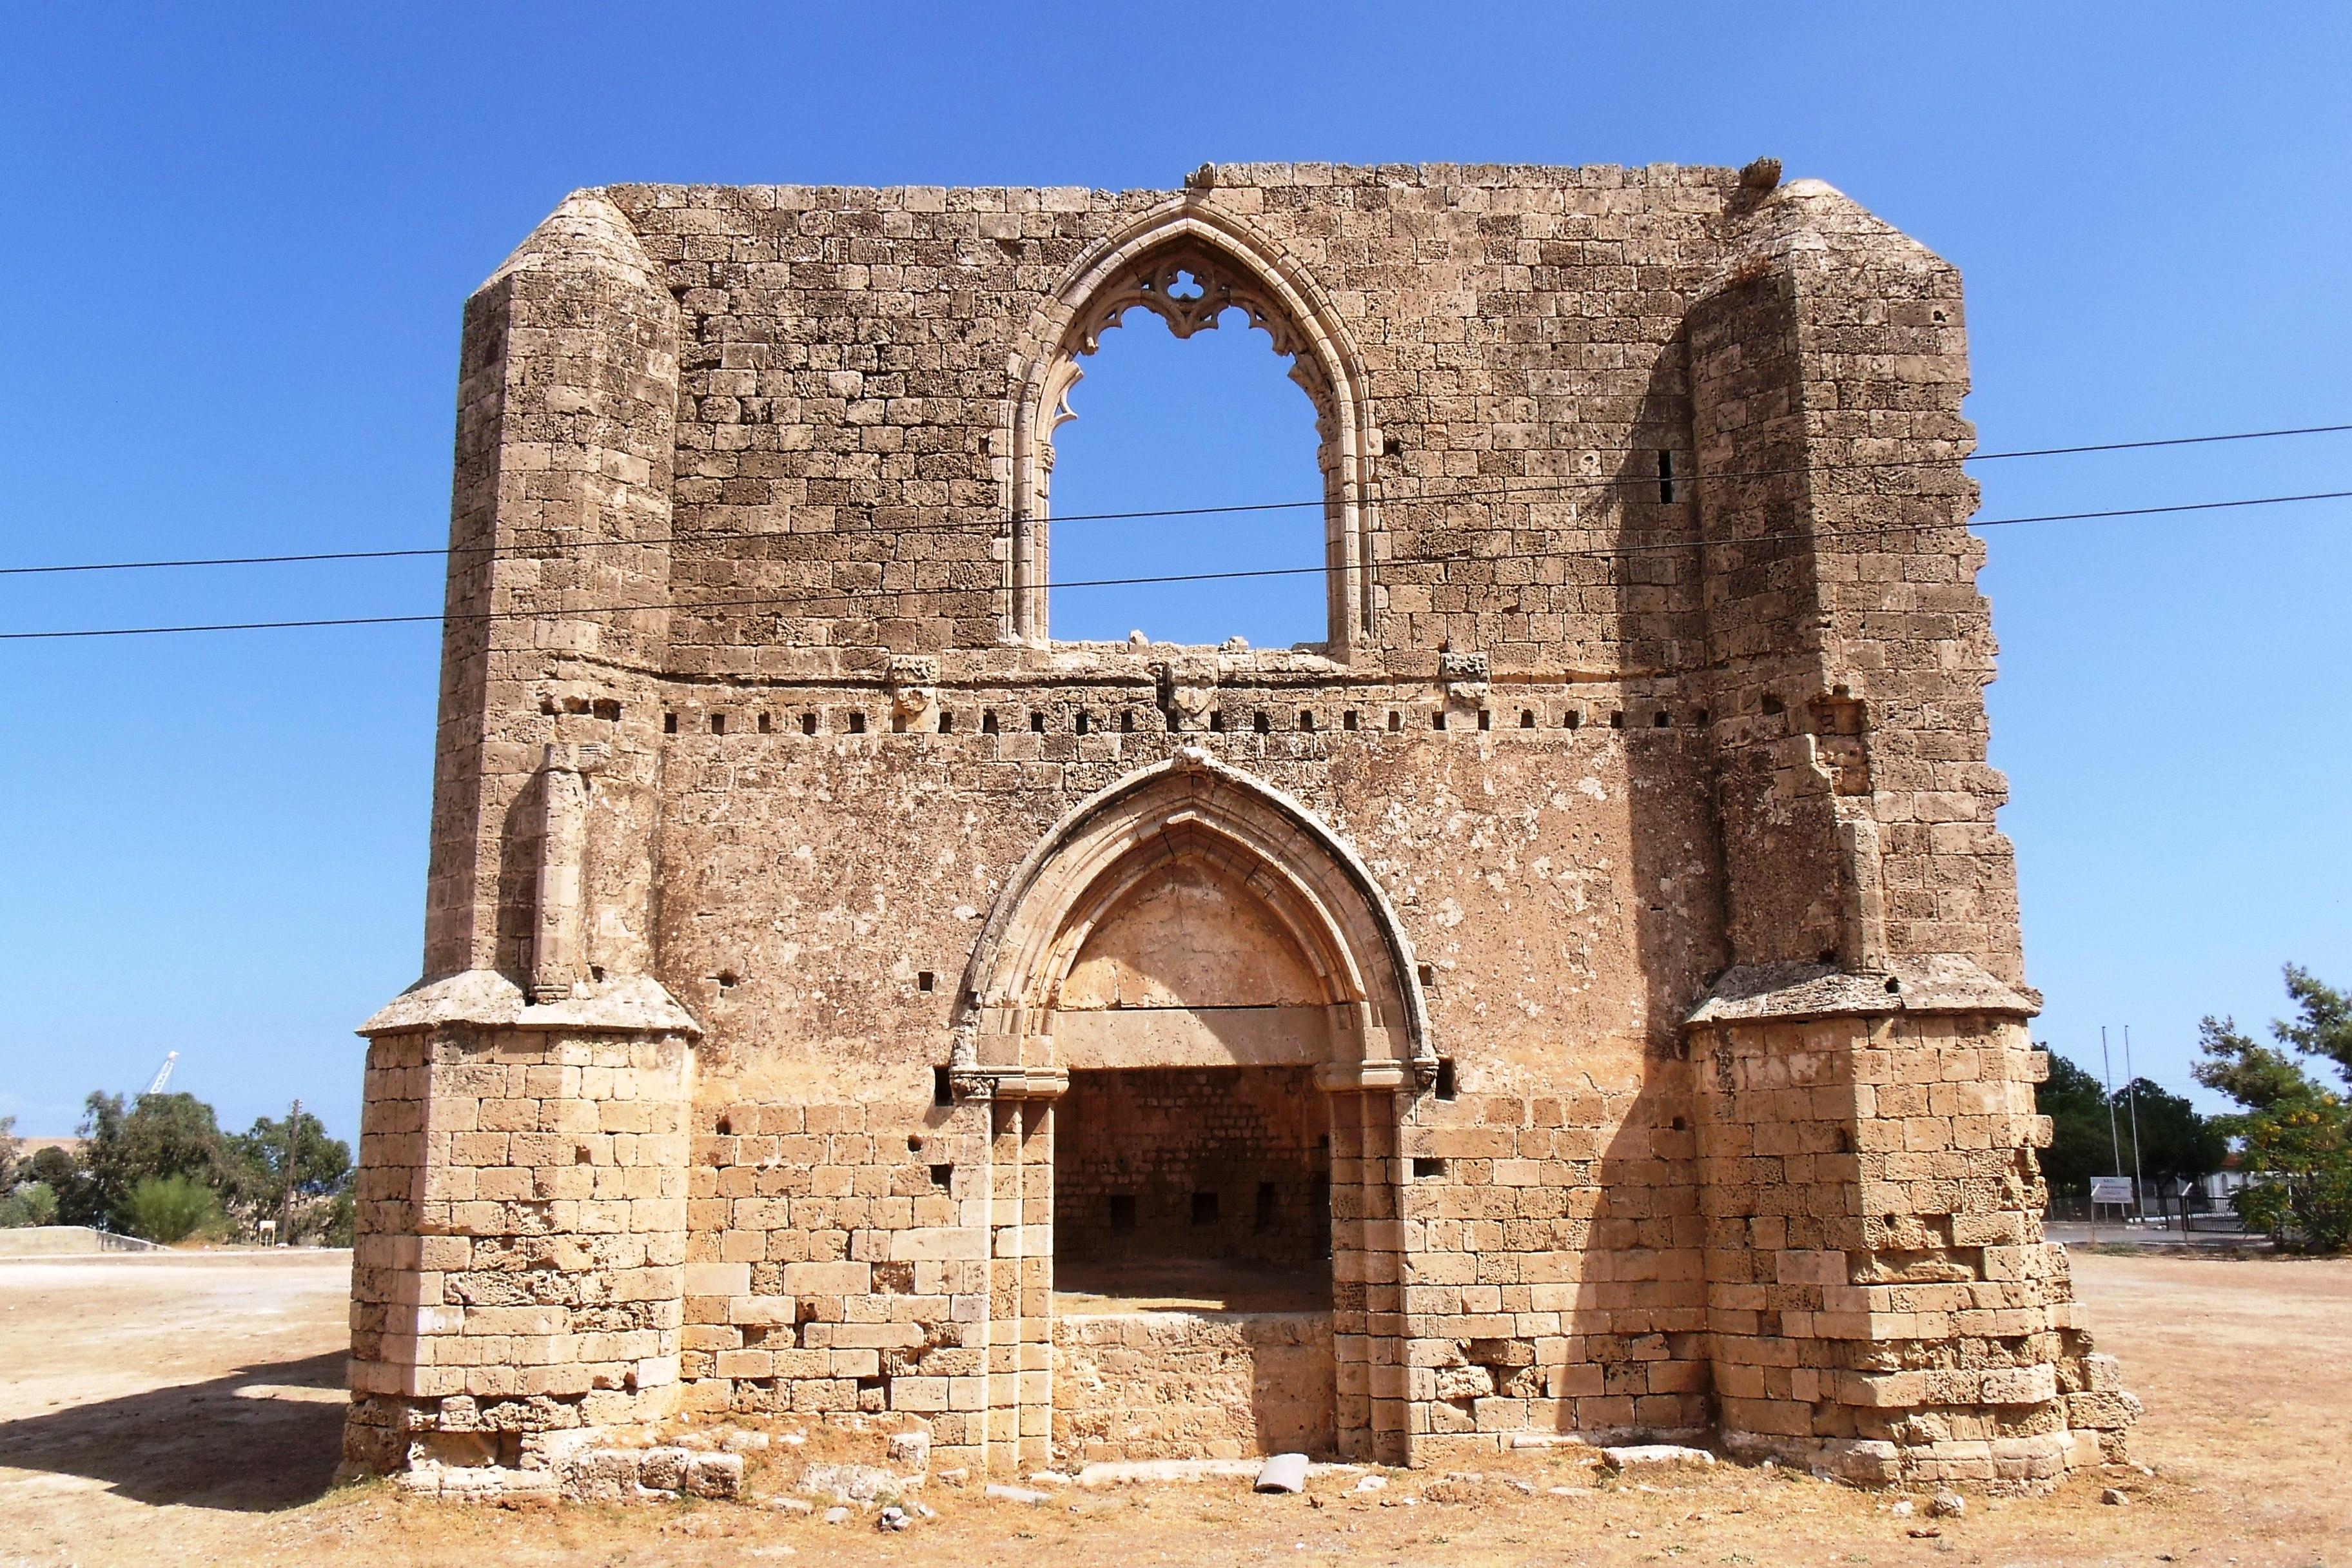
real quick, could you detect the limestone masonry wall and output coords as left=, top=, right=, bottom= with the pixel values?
left=1054, top=1310, right=1336, bottom=1462
left=353, top=160, right=2134, bottom=1494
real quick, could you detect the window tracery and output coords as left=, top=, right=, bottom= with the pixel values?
left=1008, top=215, right=1380, bottom=655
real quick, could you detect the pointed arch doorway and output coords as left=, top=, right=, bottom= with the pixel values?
left=955, top=750, right=1429, bottom=1469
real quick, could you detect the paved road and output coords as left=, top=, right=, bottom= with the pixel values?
left=2046, top=1219, right=2271, bottom=1253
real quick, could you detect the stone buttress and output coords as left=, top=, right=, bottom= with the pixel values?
left=1681, top=184, right=2134, bottom=1486
left=349, top=196, right=699, bottom=1473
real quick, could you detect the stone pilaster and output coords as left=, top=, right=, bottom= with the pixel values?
left=1328, top=1088, right=1408, bottom=1465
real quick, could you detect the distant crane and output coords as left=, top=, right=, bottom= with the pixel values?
left=143, top=1052, right=179, bottom=1097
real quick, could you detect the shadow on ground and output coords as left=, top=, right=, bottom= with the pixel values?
left=0, top=1350, right=346, bottom=1512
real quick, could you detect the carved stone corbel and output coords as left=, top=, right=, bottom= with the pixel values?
left=950, top=1065, right=1068, bottom=1102
left=1154, top=656, right=1219, bottom=732
left=1439, top=651, right=1490, bottom=713
left=889, top=655, right=941, bottom=732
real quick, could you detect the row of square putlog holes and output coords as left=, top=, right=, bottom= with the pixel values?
left=656, top=705, right=1709, bottom=736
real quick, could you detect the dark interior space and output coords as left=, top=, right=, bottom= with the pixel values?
left=1054, top=1066, right=1330, bottom=1308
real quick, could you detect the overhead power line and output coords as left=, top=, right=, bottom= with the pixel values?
left=2, top=420, right=2346, bottom=580
left=5, top=487, right=2346, bottom=643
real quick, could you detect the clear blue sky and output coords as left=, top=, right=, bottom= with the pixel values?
left=3, top=4, right=2347, bottom=1142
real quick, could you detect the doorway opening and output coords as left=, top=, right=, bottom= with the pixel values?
left=1051, top=1065, right=1336, bottom=1460
left=1054, top=1066, right=1331, bottom=1312
left=963, top=755, right=1430, bottom=1463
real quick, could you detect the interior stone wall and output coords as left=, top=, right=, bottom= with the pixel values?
left=1054, top=1067, right=1329, bottom=1269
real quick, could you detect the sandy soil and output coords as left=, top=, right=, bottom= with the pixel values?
left=1, top=1246, right=2346, bottom=1567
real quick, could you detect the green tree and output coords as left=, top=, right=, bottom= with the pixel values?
left=230, top=1110, right=351, bottom=1202
left=2113, top=1077, right=2228, bottom=1184
left=24, top=1144, right=95, bottom=1226
left=1, top=1182, right=60, bottom=1227
left=2276, top=964, right=2352, bottom=1075
left=2194, top=1016, right=2318, bottom=1111
left=2195, top=965, right=2352, bottom=1251
left=229, top=1109, right=353, bottom=1242
left=2039, top=1053, right=2224, bottom=1212
left=121, top=1174, right=226, bottom=1244
left=76, top=1090, right=247, bottom=1233
left=0, top=1115, right=17, bottom=1191
left=2038, top=1052, right=2122, bottom=1202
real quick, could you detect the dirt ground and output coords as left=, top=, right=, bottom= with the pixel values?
left=2, top=1248, right=2346, bottom=1567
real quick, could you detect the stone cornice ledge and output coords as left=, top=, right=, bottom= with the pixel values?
left=358, top=970, right=703, bottom=1038
left=1687, top=956, right=2039, bottom=1028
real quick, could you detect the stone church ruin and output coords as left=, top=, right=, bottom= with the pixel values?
left=348, top=160, right=2137, bottom=1494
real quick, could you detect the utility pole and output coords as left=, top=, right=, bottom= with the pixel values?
left=2100, top=1027, right=2125, bottom=1222
left=2123, top=1026, right=2146, bottom=1222
left=279, top=1099, right=301, bottom=1247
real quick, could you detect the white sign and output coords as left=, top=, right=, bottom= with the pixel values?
left=2088, top=1177, right=2135, bottom=1205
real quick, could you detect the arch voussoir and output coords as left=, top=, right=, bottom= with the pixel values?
left=956, top=749, right=1429, bottom=1089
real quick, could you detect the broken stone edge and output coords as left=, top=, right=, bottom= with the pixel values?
left=357, top=969, right=703, bottom=1038
left=392, top=1440, right=743, bottom=1504
left=1687, top=956, right=2038, bottom=1027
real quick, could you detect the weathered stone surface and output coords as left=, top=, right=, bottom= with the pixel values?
left=1255, top=1452, right=1310, bottom=1493
left=636, top=1446, right=690, bottom=1492
left=799, top=1463, right=902, bottom=1504
left=345, top=162, right=2132, bottom=1496
left=1602, top=1444, right=1716, bottom=1472
left=1054, top=1309, right=1333, bottom=1462
left=685, top=1451, right=744, bottom=1499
